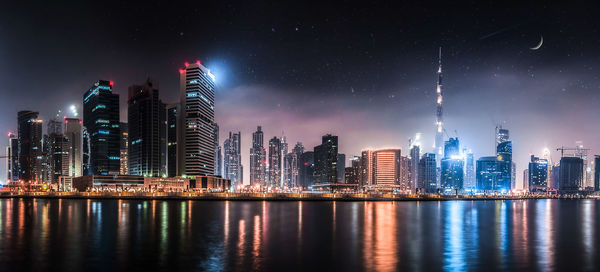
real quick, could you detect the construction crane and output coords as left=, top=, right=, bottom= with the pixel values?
left=556, top=146, right=590, bottom=158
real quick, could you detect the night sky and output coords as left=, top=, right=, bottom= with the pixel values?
left=1, top=1, right=599, bottom=187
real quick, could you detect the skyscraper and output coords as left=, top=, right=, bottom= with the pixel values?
left=440, top=138, right=464, bottom=192
left=559, top=157, right=583, bottom=193
left=336, top=153, right=345, bottom=183
left=18, top=110, right=43, bottom=183
left=434, top=47, right=444, bottom=157
left=127, top=79, right=166, bottom=177
left=464, top=151, right=475, bottom=189
left=64, top=118, right=83, bottom=177
left=6, top=133, right=19, bottom=182
left=83, top=80, right=120, bottom=175
left=360, top=150, right=374, bottom=186
left=223, top=132, right=242, bottom=186
left=250, top=126, right=266, bottom=186
left=594, top=156, right=600, bottom=192
left=418, top=153, right=437, bottom=193
left=285, top=142, right=304, bottom=187
left=298, top=151, right=315, bottom=187
left=314, top=134, right=338, bottom=184
left=372, top=149, right=401, bottom=186
left=166, top=104, right=179, bottom=177
left=345, top=156, right=361, bottom=185
left=495, top=126, right=513, bottom=191
left=268, top=136, right=282, bottom=187
left=409, top=144, right=420, bottom=192
left=213, top=123, right=222, bottom=177
left=476, top=156, right=511, bottom=193
left=49, top=135, right=70, bottom=184
left=178, top=61, right=216, bottom=177
left=528, top=155, right=548, bottom=192
left=119, top=122, right=128, bottom=175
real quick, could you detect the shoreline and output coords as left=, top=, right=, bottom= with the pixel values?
left=0, top=192, right=595, bottom=201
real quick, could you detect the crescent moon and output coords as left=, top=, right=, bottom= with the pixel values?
left=530, top=36, right=543, bottom=50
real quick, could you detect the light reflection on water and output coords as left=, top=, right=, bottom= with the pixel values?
left=0, top=199, right=599, bottom=271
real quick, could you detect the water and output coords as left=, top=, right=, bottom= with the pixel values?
left=0, top=198, right=599, bottom=271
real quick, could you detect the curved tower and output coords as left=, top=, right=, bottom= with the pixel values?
left=434, top=47, right=444, bottom=156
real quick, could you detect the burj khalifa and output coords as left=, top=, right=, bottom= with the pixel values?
left=434, top=47, right=444, bottom=157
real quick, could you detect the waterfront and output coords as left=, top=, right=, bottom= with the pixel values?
left=0, top=199, right=599, bottom=271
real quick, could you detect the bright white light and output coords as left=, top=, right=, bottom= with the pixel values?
left=70, top=105, right=79, bottom=117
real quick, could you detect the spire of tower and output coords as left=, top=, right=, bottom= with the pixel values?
left=434, top=47, right=444, bottom=156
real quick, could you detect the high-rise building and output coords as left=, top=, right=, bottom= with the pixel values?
left=64, top=118, right=83, bottom=177
left=399, top=155, right=411, bottom=191
left=418, top=153, right=437, bottom=193
left=224, top=132, right=242, bottom=186
left=285, top=142, right=304, bottom=188
left=213, top=123, right=222, bottom=177
left=559, top=157, right=583, bottom=193
left=409, top=144, right=420, bottom=192
left=433, top=48, right=444, bottom=157
left=314, top=134, right=338, bottom=184
left=372, top=149, right=401, bottom=186
left=298, top=151, right=315, bottom=187
left=345, top=156, right=360, bottom=185
left=178, top=61, right=216, bottom=177
left=6, top=133, right=19, bottom=182
left=336, top=153, right=345, bottom=183
left=495, top=126, right=509, bottom=148
left=595, top=156, right=600, bottom=192
left=127, top=79, right=166, bottom=177
left=464, top=151, right=475, bottom=189
left=119, top=122, right=128, bottom=175
left=41, top=134, right=53, bottom=183
left=528, top=155, right=548, bottom=192
left=47, top=119, right=62, bottom=135
left=250, top=126, right=266, bottom=186
left=360, top=150, right=374, bottom=186
left=268, top=136, right=282, bottom=187
left=82, top=126, right=91, bottom=175
left=18, top=111, right=43, bottom=183
left=476, top=156, right=511, bottom=193
left=281, top=136, right=289, bottom=186
left=440, top=138, right=464, bottom=192
left=50, top=136, right=70, bottom=184
left=550, top=165, right=560, bottom=190
left=166, top=104, right=179, bottom=177
left=83, top=80, right=120, bottom=175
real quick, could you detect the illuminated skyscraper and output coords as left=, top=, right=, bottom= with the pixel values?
left=528, top=155, right=548, bottom=192
left=83, top=80, right=120, bottom=175
left=268, top=136, right=282, bottom=187
left=64, top=118, right=83, bottom=177
left=464, top=151, right=475, bottom=189
left=594, top=155, right=600, bottom=192
left=6, top=133, right=19, bottom=182
left=166, top=104, right=179, bottom=177
left=433, top=47, right=444, bottom=157
left=18, top=110, right=43, bottom=183
left=314, top=134, right=338, bottom=184
left=440, top=138, right=464, bottom=192
left=178, top=61, right=216, bottom=177
left=418, top=153, right=437, bottom=193
left=127, top=79, right=166, bottom=177
left=119, top=122, right=128, bottom=175
left=213, top=123, right=222, bottom=177
left=224, top=131, right=242, bottom=186
left=250, top=126, right=266, bottom=186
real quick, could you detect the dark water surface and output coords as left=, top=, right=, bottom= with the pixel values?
left=0, top=199, right=599, bottom=271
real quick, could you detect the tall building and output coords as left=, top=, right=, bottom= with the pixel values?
left=495, top=126, right=509, bottom=148
left=298, top=151, right=315, bottom=187
left=409, top=144, right=420, bottom=192
left=18, top=111, right=43, bottom=183
left=559, top=157, right=583, bottom=193
left=213, top=123, right=222, bottom=177
left=494, top=126, right=513, bottom=191
left=440, top=138, right=464, bottom=192
left=178, top=61, right=216, bottom=177
left=418, top=153, right=437, bottom=193
left=82, top=126, right=91, bottom=175
left=268, top=136, right=282, bottom=187
left=50, top=136, right=70, bottom=184
left=314, top=134, right=338, bottom=184
left=285, top=142, right=304, bottom=188
left=528, top=155, right=548, bottom=192
left=64, top=118, right=83, bottom=177
left=372, top=149, right=401, bottom=186
left=523, top=169, right=529, bottom=192
left=476, top=156, right=511, bottom=193
left=550, top=165, right=560, bottom=190
left=336, top=153, right=345, bottom=183
left=127, top=79, right=166, bottom=177
left=41, top=134, right=53, bottom=183
left=594, top=156, right=600, bottom=192
left=47, top=119, right=62, bottom=135
left=464, top=151, right=475, bottom=189
left=345, top=156, right=361, bottom=185
left=6, top=133, right=19, bottom=182
left=433, top=47, right=444, bottom=157
left=250, top=126, right=266, bottom=186
left=83, top=80, right=120, bottom=175
left=281, top=136, right=289, bottom=186
left=223, top=132, right=242, bottom=186
left=399, top=155, right=411, bottom=191
left=360, top=150, right=374, bottom=186
left=166, top=104, right=179, bottom=177
left=119, top=122, right=129, bottom=175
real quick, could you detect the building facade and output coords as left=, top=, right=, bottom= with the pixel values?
left=418, top=153, right=437, bottom=193
left=18, top=110, right=43, bottom=183
left=314, top=134, right=338, bottom=184
left=64, top=118, right=83, bottom=177
left=268, top=136, right=282, bottom=187
left=83, top=80, right=120, bottom=175
left=559, top=157, right=583, bottom=193
left=528, top=155, right=548, bottom=192
left=224, top=132, right=242, bottom=186
left=250, top=126, right=266, bottom=186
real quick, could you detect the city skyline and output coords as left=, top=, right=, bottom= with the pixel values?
left=1, top=2, right=600, bottom=189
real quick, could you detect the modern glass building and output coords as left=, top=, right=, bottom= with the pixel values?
left=528, top=155, right=548, bottom=192
left=127, top=79, right=166, bottom=177
left=166, top=104, right=179, bottom=177
left=440, top=137, right=464, bottom=193
left=82, top=80, right=120, bottom=175
left=6, top=133, right=19, bottom=182
left=476, top=156, right=511, bottom=193
left=64, top=118, right=83, bottom=177
left=313, top=134, right=338, bottom=184
left=18, top=110, right=43, bottom=183
left=178, top=61, right=216, bottom=177
left=268, top=136, right=282, bottom=187
left=250, top=126, right=266, bottom=186
left=418, top=153, right=437, bottom=193
left=223, top=132, right=242, bottom=186
left=559, top=156, right=583, bottom=193
left=298, top=151, right=315, bottom=187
